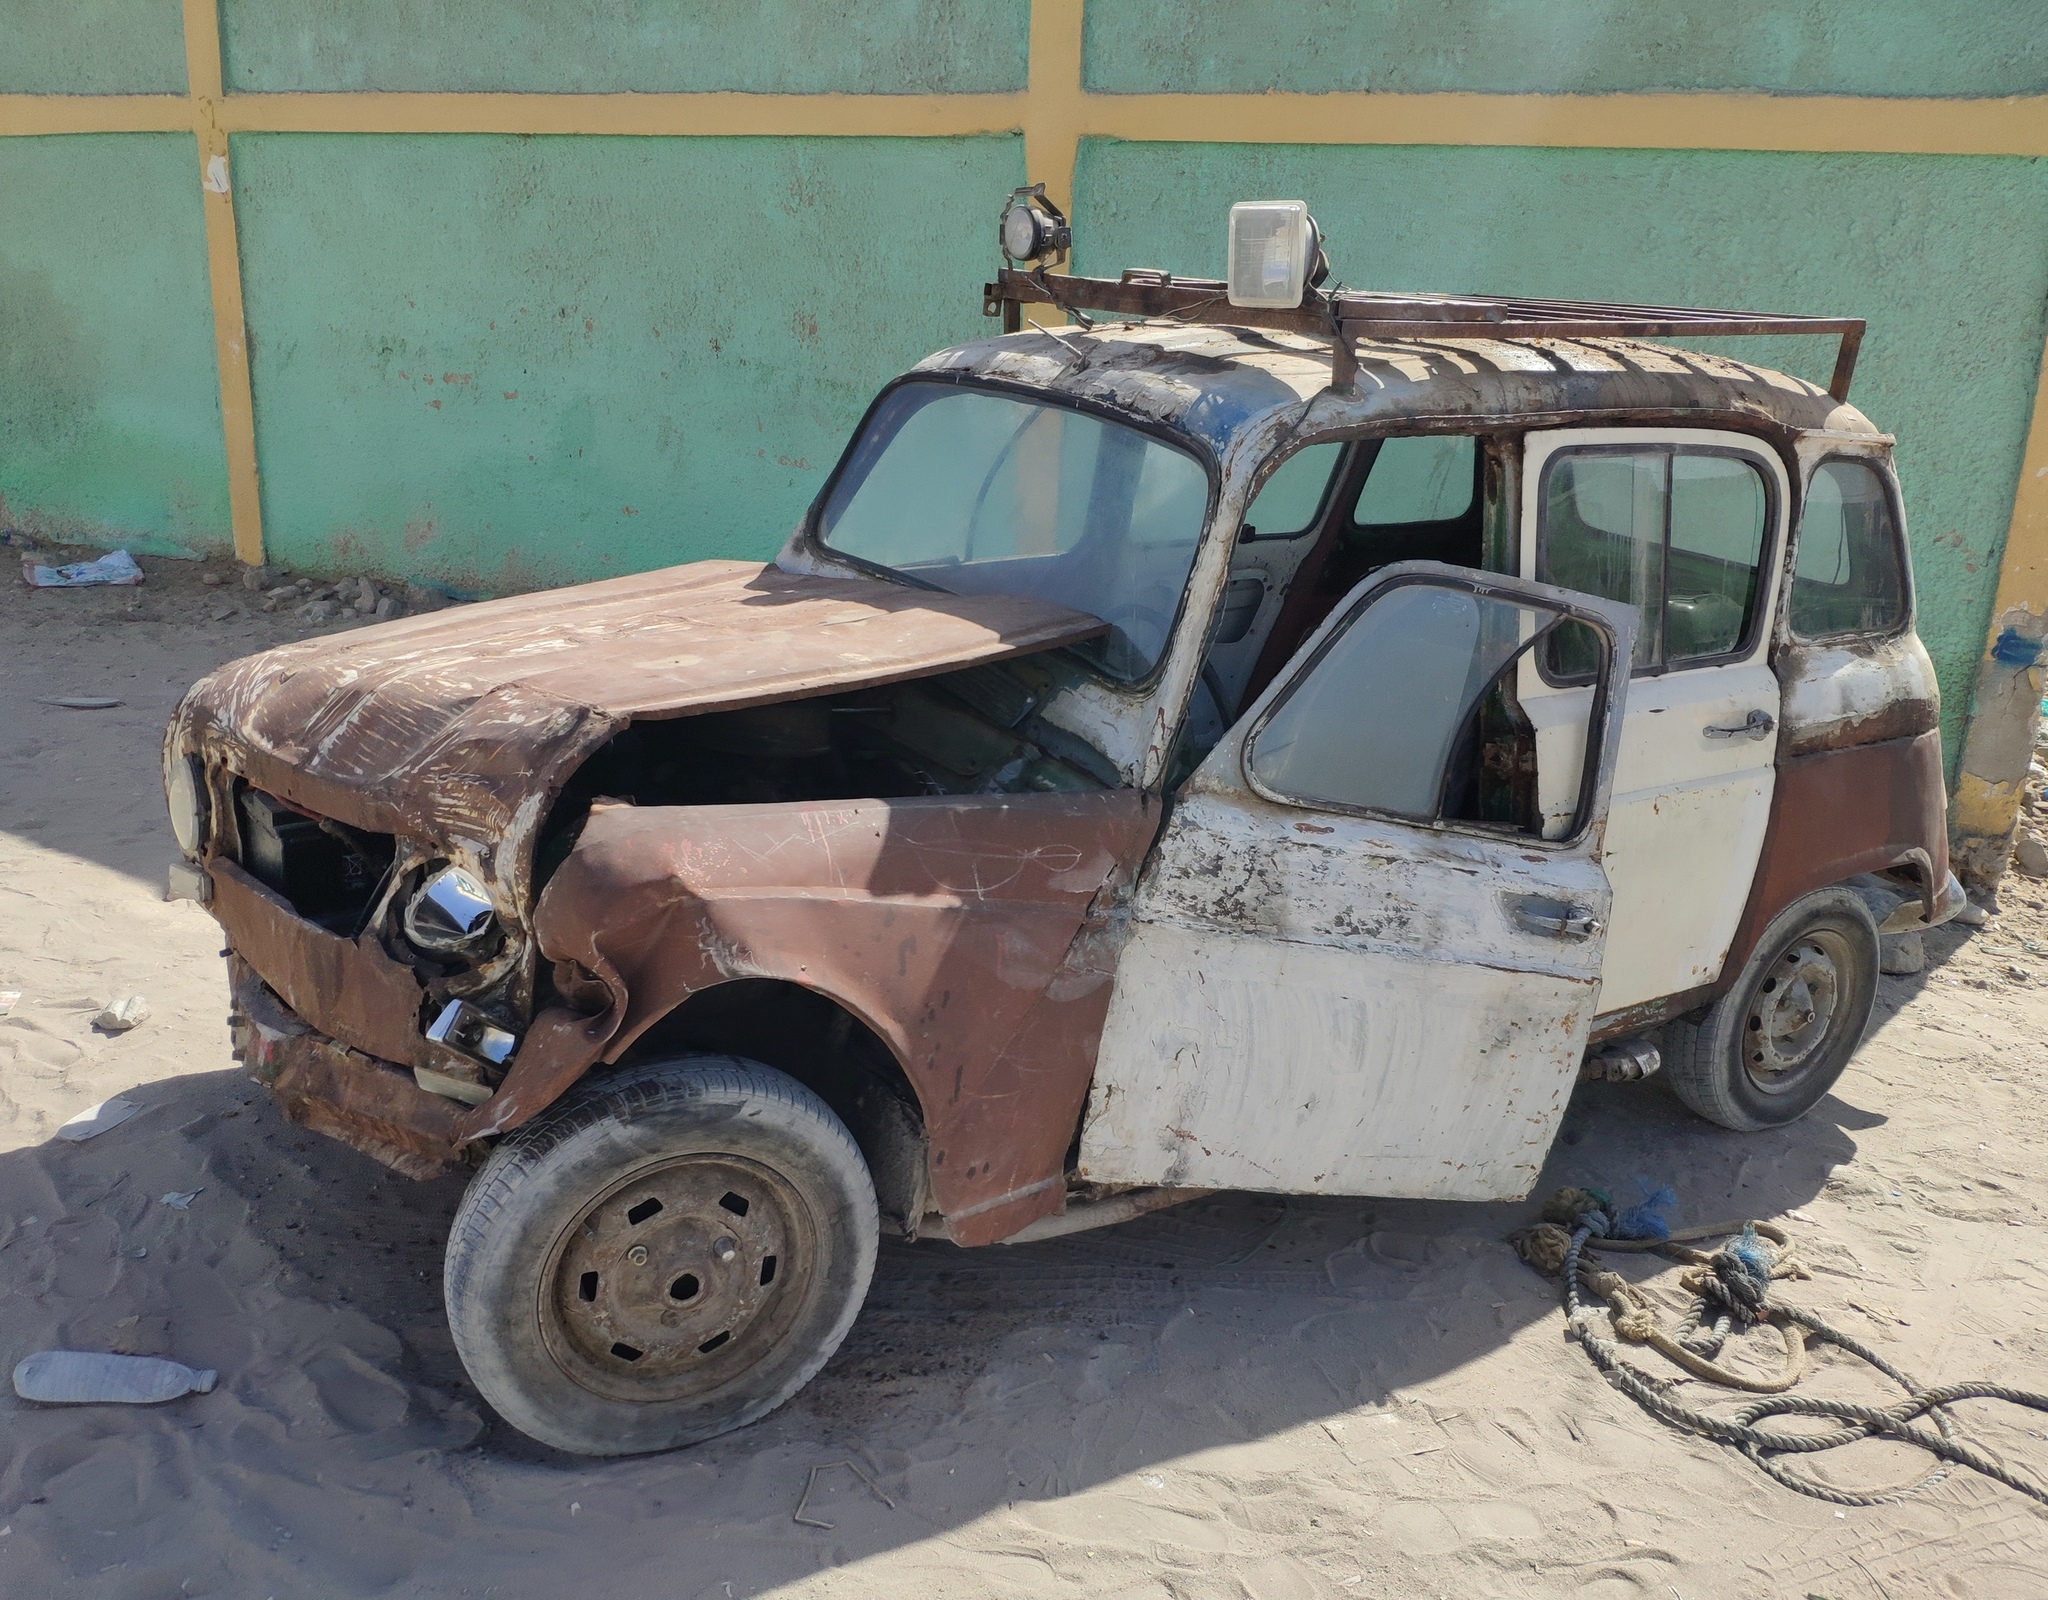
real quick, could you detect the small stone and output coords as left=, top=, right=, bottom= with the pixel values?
left=1879, top=929, right=1925, bottom=975
left=404, top=583, right=449, bottom=612
left=2015, top=834, right=2048, bottom=878
left=266, top=584, right=298, bottom=600
left=201, top=572, right=221, bottom=588
left=373, top=595, right=400, bottom=620
left=1952, top=901, right=1992, bottom=927
left=2007, top=963, right=2033, bottom=984
left=241, top=563, right=279, bottom=591
left=303, top=599, right=335, bottom=623
left=209, top=602, right=237, bottom=622
left=352, top=588, right=377, bottom=615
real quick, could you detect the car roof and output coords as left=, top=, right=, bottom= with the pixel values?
left=915, top=320, right=1879, bottom=462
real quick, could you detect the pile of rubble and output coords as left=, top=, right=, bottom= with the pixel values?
left=202, top=564, right=457, bottom=626
left=2014, top=719, right=2048, bottom=879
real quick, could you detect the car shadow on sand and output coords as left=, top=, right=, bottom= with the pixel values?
left=0, top=1006, right=1886, bottom=1598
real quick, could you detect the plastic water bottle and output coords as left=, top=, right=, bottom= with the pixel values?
left=12, top=1351, right=217, bottom=1404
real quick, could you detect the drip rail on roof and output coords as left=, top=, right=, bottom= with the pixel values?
left=984, top=267, right=1866, bottom=402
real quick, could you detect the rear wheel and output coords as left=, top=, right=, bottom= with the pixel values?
left=445, top=1055, right=877, bottom=1456
left=1662, top=886, right=1879, bottom=1131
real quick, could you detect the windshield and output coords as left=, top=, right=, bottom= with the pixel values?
left=815, top=382, right=1211, bottom=680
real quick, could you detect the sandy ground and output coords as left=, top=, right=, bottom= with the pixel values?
left=3, top=550, right=2047, bottom=1599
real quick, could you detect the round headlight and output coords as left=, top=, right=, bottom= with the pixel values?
left=167, top=754, right=208, bottom=858
left=404, top=865, right=498, bottom=955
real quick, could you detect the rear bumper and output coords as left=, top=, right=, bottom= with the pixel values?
left=229, top=957, right=470, bottom=1179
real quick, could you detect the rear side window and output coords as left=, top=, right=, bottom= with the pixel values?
left=1354, top=435, right=1476, bottom=527
left=1242, top=442, right=1341, bottom=539
left=1538, top=445, right=1770, bottom=679
left=1791, top=459, right=1907, bottom=639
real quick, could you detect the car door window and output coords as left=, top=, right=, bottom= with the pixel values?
left=1538, top=445, right=1770, bottom=678
left=1248, top=578, right=1605, bottom=838
left=1791, top=458, right=1907, bottom=638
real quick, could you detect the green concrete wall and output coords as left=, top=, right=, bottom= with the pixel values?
left=0, top=135, right=230, bottom=556
left=229, top=133, right=1018, bottom=591
left=2, top=2, right=2044, bottom=783
left=1084, top=1, right=2048, bottom=98
left=0, top=0, right=186, bottom=94
left=1075, top=140, right=2048, bottom=759
left=218, top=0, right=1031, bottom=93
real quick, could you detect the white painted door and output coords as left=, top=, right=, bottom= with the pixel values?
left=1516, top=429, right=1787, bottom=1016
left=1078, top=563, right=1634, bottom=1202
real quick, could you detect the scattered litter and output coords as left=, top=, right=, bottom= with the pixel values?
left=93, top=995, right=150, bottom=1032
left=34, top=695, right=123, bottom=710
left=23, top=550, right=144, bottom=588
left=12, top=1350, right=215, bottom=1405
left=792, top=1459, right=896, bottom=1529
left=0, top=990, right=18, bottom=1017
left=56, top=1097, right=140, bottom=1141
left=161, top=1190, right=202, bottom=1210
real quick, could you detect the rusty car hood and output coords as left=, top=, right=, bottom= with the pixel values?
left=171, top=559, right=1107, bottom=881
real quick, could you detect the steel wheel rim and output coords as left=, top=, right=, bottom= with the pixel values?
left=1744, top=930, right=1849, bottom=1094
left=539, top=1153, right=817, bottom=1405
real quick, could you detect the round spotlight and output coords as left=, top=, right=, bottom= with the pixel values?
left=998, top=184, right=1071, bottom=266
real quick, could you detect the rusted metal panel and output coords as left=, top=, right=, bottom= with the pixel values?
left=169, top=560, right=1109, bottom=910
left=225, top=957, right=465, bottom=1180
left=1722, top=728, right=1950, bottom=983
left=1774, top=631, right=1940, bottom=756
left=209, top=857, right=427, bottom=1067
left=510, top=790, right=1158, bottom=1245
left=273, top=1036, right=468, bottom=1181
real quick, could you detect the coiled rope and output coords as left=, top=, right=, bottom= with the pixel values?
left=1511, top=1187, right=2048, bottom=1507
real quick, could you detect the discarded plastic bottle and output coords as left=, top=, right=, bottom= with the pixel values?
left=12, top=1350, right=217, bottom=1405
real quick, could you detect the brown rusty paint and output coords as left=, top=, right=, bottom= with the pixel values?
left=272, top=1033, right=469, bottom=1181
left=209, top=858, right=429, bottom=1067
left=171, top=560, right=1108, bottom=911
left=500, top=790, right=1158, bottom=1245
left=1722, top=728, right=1948, bottom=987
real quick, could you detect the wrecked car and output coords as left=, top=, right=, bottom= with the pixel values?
left=163, top=193, right=1962, bottom=1455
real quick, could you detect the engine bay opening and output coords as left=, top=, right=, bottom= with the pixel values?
left=236, top=785, right=396, bottom=935
left=536, top=658, right=1115, bottom=886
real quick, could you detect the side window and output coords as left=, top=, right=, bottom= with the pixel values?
left=1792, top=459, right=1907, bottom=639
left=1538, top=445, right=1770, bottom=678
left=1354, top=435, right=1476, bottom=527
left=1248, top=580, right=1605, bottom=839
left=1243, top=442, right=1342, bottom=539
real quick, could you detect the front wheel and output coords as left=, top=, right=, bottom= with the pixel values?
left=445, top=1055, right=878, bottom=1456
left=1662, top=886, right=1879, bottom=1132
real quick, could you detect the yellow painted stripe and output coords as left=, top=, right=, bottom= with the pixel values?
left=208, top=91, right=1029, bottom=138
left=0, top=95, right=190, bottom=134
left=184, top=0, right=265, bottom=566
left=2, top=87, right=2047, bottom=156
left=1024, top=0, right=1084, bottom=210
left=1075, top=90, right=2048, bottom=157
left=1988, top=341, right=2048, bottom=621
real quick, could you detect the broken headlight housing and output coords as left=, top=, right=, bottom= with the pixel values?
left=402, top=864, right=498, bottom=956
left=167, top=754, right=208, bottom=858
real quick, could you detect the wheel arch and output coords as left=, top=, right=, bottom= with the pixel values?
left=609, top=977, right=932, bottom=1239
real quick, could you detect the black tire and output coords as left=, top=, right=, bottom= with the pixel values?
left=1662, top=886, right=1879, bottom=1132
left=444, top=1054, right=877, bottom=1456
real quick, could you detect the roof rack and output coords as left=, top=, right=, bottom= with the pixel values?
left=984, top=267, right=1866, bottom=402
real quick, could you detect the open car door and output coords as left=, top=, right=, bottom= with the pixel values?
left=1078, top=562, right=1635, bottom=1202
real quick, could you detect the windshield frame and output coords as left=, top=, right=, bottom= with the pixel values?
left=799, top=371, right=1224, bottom=694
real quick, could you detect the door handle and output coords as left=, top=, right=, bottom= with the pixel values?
left=1704, top=708, right=1775, bottom=741
left=1514, top=904, right=1603, bottom=939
